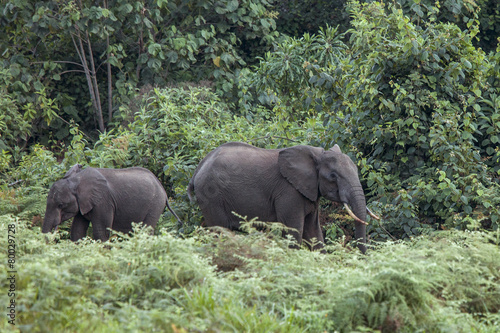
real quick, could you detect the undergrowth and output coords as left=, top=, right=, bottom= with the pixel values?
left=1, top=215, right=499, bottom=332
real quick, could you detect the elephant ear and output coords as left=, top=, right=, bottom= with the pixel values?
left=64, top=164, right=83, bottom=178
left=329, top=144, right=342, bottom=154
left=75, top=168, right=110, bottom=215
left=278, top=146, right=322, bottom=202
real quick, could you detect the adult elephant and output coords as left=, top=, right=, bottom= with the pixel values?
left=42, top=164, right=181, bottom=241
left=187, top=142, right=378, bottom=253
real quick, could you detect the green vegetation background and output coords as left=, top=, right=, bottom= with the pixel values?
left=1, top=0, right=500, bottom=331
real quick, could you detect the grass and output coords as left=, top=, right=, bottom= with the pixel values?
left=0, top=215, right=499, bottom=332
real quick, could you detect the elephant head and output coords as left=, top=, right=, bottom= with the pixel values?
left=42, top=164, right=109, bottom=234
left=279, top=144, right=375, bottom=253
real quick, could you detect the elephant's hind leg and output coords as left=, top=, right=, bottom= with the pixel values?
left=199, top=199, right=241, bottom=230
left=142, top=211, right=163, bottom=234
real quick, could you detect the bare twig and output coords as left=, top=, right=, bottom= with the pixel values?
left=54, top=114, right=92, bottom=140
left=32, top=61, right=84, bottom=68
left=8, top=180, right=24, bottom=187
left=72, top=27, right=104, bottom=133
left=58, top=70, right=86, bottom=75
left=249, top=136, right=301, bottom=143
left=378, top=222, right=397, bottom=241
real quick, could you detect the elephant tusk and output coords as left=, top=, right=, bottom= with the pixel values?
left=343, top=203, right=368, bottom=225
left=367, top=207, right=380, bottom=220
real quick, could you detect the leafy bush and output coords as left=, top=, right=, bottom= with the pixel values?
left=308, top=1, right=500, bottom=238
left=477, top=49, right=500, bottom=174
left=1, top=215, right=499, bottom=332
left=3, top=86, right=327, bottom=233
left=0, top=82, right=30, bottom=155
left=239, top=25, right=346, bottom=120
left=120, top=86, right=326, bottom=228
left=274, top=0, right=350, bottom=38
left=0, top=0, right=279, bottom=142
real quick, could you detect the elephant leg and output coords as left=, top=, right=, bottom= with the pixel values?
left=89, top=209, right=114, bottom=241
left=280, top=220, right=303, bottom=248
left=275, top=204, right=305, bottom=248
left=199, top=200, right=241, bottom=230
left=139, top=212, right=161, bottom=235
left=71, top=214, right=90, bottom=241
left=302, top=210, right=325, bottom=251
left=275, top=190, right=324, bottom=249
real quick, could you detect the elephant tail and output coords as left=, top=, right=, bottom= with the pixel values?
left=187, top=178, right=195, bottom=203
left=166, top=197, right=183, bottom=225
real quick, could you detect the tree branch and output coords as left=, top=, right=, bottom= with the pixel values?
left=58, top=70, right=86, bottom=75
left=31, top=61, right=84, bottom=68
left=8, top=180, right=24, bottom=187
left=249, top=136, right=301, bottom=143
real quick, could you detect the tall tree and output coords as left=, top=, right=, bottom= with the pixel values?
left=1, top=0, right=278, bottom=141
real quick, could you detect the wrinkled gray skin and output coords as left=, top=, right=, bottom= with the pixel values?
left=43, top=164, right=181, bottom=241
left=187, top=142, right=368, bottom=253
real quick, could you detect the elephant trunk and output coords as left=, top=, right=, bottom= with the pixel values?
left=42, top=210, right=59, bottom=233
left=42, top=222, right=52, bottom=233
left=347, top=189, right=368, bottom=254
left=42, top=219, right=54, bottom=233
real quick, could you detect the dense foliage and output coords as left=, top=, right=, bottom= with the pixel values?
left=274, top=0, right=500, bottom=54
left=1, top=0, right=500, bottom=330
left=1, top=217, right=499, bottom=332
left=246, top=1, right=500, bottom=239
left=1, top=0, right=278, bottom=144
left=334, top=1, right=500, bottom=237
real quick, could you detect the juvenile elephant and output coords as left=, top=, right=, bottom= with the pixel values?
left=187, top=142, right=378, bottom=253
left=42, top=164, right=181, bottom=241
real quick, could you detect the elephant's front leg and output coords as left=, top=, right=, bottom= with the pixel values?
left=71, top=214, right=90, bottom=241
left=302, top=210, right=325, bottom=251
left=89, top=208, right=114, bottom=241
left=277, top=209, right=305, bottom=248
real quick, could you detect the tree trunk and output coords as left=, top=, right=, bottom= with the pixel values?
left=71, top=27, right=105, bottom=133
left=85, top=30, right=105, bottom=132
left=107, top=49, right=112, bottom=124
left=105, top=0, right=113, bottom=124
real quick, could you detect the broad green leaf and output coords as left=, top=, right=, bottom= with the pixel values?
left=260, top=18, right=270, bottom=29
left=227, top=0, right=239, bottom=11
left=173, top=38, right=186, bottom=50
left=148, top=43, right=162, bottom=56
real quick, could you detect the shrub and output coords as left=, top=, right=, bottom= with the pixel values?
left=1, top=207, right=500, bottom=332
left=3, top=86, right=327, bottom=234
left=121, top=86, right=325, bottom=228
left=310, top=1, right=500, bottom=238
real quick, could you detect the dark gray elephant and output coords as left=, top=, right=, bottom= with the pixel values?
left=187, top=142, right=378, bottom=253
left=42, top=164, right=181, bottom=241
